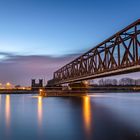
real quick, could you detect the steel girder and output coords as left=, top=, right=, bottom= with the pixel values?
left=48, top=19, right=140, bottom=86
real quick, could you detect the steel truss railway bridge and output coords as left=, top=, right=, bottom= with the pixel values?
left=48, top=19, right=140, bottom=86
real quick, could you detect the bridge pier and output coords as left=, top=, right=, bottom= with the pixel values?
left=68, top=81, right=89, bottom=92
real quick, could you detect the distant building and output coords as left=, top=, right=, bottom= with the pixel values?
left=31, top=79, right=43, bottom=90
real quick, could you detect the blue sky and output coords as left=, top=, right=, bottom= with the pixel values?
left=0, top=0, right=140, bottom=85
left=0, top=0, right=140, bottom=56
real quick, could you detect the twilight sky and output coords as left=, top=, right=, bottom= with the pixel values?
left=0, top=0, right=140, bottom=86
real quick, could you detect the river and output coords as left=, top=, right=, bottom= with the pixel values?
left=0, top=93, right=140, bottom=140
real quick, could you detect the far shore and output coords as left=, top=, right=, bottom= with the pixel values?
left=0, top=86, right=140, bottom=95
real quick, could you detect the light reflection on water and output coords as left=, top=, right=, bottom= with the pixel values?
left=89, top=93, right=140, bottom=130
left=83, top=96, right=91, bottom=137
left=38, top=96, right=43, bottom=128
left=5, top=95, right=10, bottom=129
left=0, top=93, right=139, bottom=140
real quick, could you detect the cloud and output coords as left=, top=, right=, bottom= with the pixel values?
left=0, top=52, right=140, bottom=86
left=0, top=52, right=80, bottom=86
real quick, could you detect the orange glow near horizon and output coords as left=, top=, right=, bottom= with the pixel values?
left=5, top=95, right=10, bottom=129
left=83, top=96, right=91, bottom=137
left=38, top=96, right=43, bottom=127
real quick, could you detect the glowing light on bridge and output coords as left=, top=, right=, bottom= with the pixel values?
left=84, top=81, right=89, bottom=85
left=39, top=89, right=43, bottom=92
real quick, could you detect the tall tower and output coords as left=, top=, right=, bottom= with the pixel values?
left=31, top=79, right=43, bottom=90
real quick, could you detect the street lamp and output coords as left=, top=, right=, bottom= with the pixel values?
left=6, top=82, right=11, bottom=89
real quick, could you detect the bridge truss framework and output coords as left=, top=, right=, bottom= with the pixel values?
left=48, top=19, right=140, bottom=86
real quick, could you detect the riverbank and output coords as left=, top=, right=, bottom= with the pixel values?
left=0, top=85, right=140, bottom=95
left=0, top=89, right=37, bottom=94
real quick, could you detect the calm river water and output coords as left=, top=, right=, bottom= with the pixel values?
left=0, top=93, right=140, bottom=140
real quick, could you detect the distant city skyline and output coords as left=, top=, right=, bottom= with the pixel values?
left=0, top=0, right=140, bottom=85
